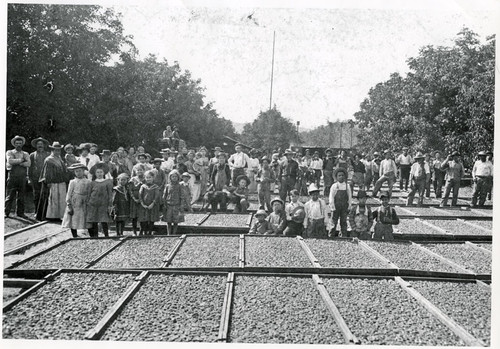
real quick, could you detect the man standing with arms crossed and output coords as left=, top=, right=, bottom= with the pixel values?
left=5, top=135, right=31, bottom=219
left=471, top=151, right=494, bottom=207
left=440, top=151, right=464, bottom=207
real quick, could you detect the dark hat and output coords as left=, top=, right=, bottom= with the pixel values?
left=152, top=158, right=163, bottom=163
left=49, top=141, right=63, bottom=149
left=31, top=137, right=49, bottom=148
left=486, top=151, right=493, bottom=156
left=67, top=163, right=88, bottom=171
left=89, top=161, right=109, bottom=175
left=11, top=135, right=26, bottom=146
left=271, top=198, right=284, bottom=206
left=334, top=167, right=347, bottom=178
left=100, top=149, right=111, bottom=156
left=77, top=143, right=91, bottom=151
left=235, top=175, right=251, bottom=186
left=64, top=143, right=75, bottom=151
left=161, top=148, right=171, bottom=153
left=478, top=151, right=488, bottom=156
left=356, top=190, right=368, bottom=199
left=379, top=191, right=390, bottom=199
left=260, top=156, right=270, bottom=163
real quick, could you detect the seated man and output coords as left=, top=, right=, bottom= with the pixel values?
left=205, top=152, right=231, bottom=213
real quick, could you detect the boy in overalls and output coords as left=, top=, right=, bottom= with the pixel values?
left=328, top=167, right=352, bottom=237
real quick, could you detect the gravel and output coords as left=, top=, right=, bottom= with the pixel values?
left=465, top=220, right=493, bottom=231
left=201, top=214, right=250, bottom=227
left=422, top=243, right=492, bottom=275
left=229, top=276, right=345, bottom=344
left=14, top=239, right=120, bottom=269
left=409, top=280, right=491, bottom=345
left=475, top=243, right=492, bottom=251
left=395, top=219, right=441, bottom=235
left=322, top=277, right=464, bottom=346
left=404, top=207, right=455, bottom=216
left=305, top=239, right=387, bottom=268
left=245, top=236, right=312, bottom=267
left=180, top=213, right=207, bottom=226
left=364, top=241, right=461, bottom=273
left=101, top=274, right=225, bottom=342
left=4, top=223, right=70, bottom=252
left=2, top=272, right=136, bottom=339
left=423, top=219, right=491, bottom=235
left=91, top=238, right=178, bottom=269
left=169, top=236, right=239, bottom=267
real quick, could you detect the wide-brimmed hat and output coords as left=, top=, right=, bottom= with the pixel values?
left=334, top=167, right=347, bottom=178
left=384, top=149, right=391, bottom=154
left=373, top=151, right=380, bottom=157
left=260, top=156, right=270, bottom=163
left=414, top=152, right=425, bottom=160
left=308, top=183, right=320, bottom=194
left=31, top=137, right=48, bottom=148
left=89, top=143, right=98, bottom=149
left=77, top=143, right=91, bottom=151
left=356, top=190, right=368, bottom=199
left=67, top=163, right=88, bottom=171
left=478, top=151, right=488, bottom=156
left=100, top=149, right=111, bottom=157
left=64, top=143, right=75, bottom=151
left=49, top=141, right=63, bottom=149
left=255, top=209, right=267, bottom=218
left=271, top=198, right=284, bottom=206
left=325, top=148, right=333, bottom=154
left=235, top=175, right=251, bottom=186
left=11, top=135, right=26, bottom=147
left=152, top=158, right=163, bottom=163
left=379, top=191, right=390, bottom=199
left=284, top=149, right=295, bottom=155
left=89, top=161, right=109, bottom=175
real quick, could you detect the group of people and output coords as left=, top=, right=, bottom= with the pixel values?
left=4, top=134, right=494, bottom=239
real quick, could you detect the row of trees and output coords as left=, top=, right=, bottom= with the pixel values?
left=7, top=4, right=236, bottom=153
left=354, top=28, right=494, bottom=167
left=300, top=121, right=361, bottom=149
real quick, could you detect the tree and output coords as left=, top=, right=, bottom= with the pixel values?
left=241, top=106, right=299, bottom=152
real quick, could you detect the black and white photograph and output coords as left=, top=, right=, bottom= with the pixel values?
left=1, top=0, right=498, bottom=348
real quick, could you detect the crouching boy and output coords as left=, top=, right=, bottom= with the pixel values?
left=372, top=191, right=399, bottom=240
left=348, top=190, right=373, bottom=239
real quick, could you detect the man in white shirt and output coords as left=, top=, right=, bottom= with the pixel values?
left=304, top=184, right=328, bottom=238
left=160, top=148, right=175, bottom=174
left=406, top=152, right=430, bottom=206
left=372, top=149, right=397, bottom=199
left=228, top=143, right=251, bottom=186
left=471, top=151, right=494, bottom=207
left=396, top=147, right=413, bottom=191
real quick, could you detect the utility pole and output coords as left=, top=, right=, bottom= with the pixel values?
left=269, top=30, right=276, bottom=110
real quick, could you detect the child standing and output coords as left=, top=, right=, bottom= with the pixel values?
left=128, top=164, right=146, bottom=235
left=163, top=170, right=188, bottom=235
left=348, top=190, right=373, bottom=239
left=255, top=156, right=275, bottom=212
left=304, top=184, right=329, bottom=238
left=373, top=191, right=400, bottom=240
left=138, top=170, right=161, bottom=235
left=249, top=209, right=274, bottom=234
left=62, top=163, right=91, bottom=237
left=152, top=158, right=167, bottom=194
left=86, top=162, right=114, bottom=237
left=181, top=172, right=193, bottom=212
left=64, top=144, right=79, bottom=168
left=267, top=198, right=287, bottom=235
left=113, top=173, right=130, bottom=236
left=231, top=175, right=250, bottom=213
left=328, top=168, right=352, bottom=237
left=283, top=189, right=305, bottom=236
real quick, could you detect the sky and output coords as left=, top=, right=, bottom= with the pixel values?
left=109, top=0, right=498, bottom=130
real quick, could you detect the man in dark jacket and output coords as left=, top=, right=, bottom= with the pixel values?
left=279, top=149, right=299, bottom=201
left=206, top=152, right=231, bottom=212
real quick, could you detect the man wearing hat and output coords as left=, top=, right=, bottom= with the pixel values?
left=279, top=149, right=299, bottom=201
left=249, top=209, right=274, bottom=235
left=406, top=152, right=430, bottom=206
left=372, top=149, right=397, bottom=199
left=304, top=183, right=328, bottom=238
left=228, top=143, right=251, bottom=186
left=373, top=191, right=399, bottom=240
left=38, top=141, right=69, bottom=220
left=28, top=137, right=50, bottom=218
left=471, top=151, right=494, bottom=207
left=432, top=151, right=445, bottom=198
left=396, top=147, right=413, bottom=191
left=5, top=135, right=31, bottom=219
left=440, top=151, right=465, bottom=207
left=206, top=152, right=231, bottom=213
left=348, top=190, right=373, bottom=239
left=322, top=148, right=336, bottom=198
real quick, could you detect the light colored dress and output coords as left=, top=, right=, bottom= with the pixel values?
left=62, top=177, right=91, bottom=229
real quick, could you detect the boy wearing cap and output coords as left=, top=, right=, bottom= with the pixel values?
left=249, top=209, right=273, bottom=234
left=256, top=156, right=275, bottom=212
left=5, top=135, right=31, bottom=219
left=373, top=191, right=399, bottom=240
left=406, top=152, right=430, bottom=206
left=29, top=137, right=50, bottom=219
left=471, top=151, right=494, bottom=207
left=348, top=190, right=373, bottom=239
left=372, top=150, right=397, bottom=199
left=304, top=184, right=328, bottom=238
left=267, top=198, right=287, bottom=235
left=440, top=151, right=464, bottom=207
left=328, top=168, right=352, bottom=237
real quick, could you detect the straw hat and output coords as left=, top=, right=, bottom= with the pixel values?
left=11, top=135, right=26, bottom=146
left=31, top=137, right=48, bottom=148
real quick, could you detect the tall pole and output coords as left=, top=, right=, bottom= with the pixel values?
left=269, top=30, right=276, bottom=110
